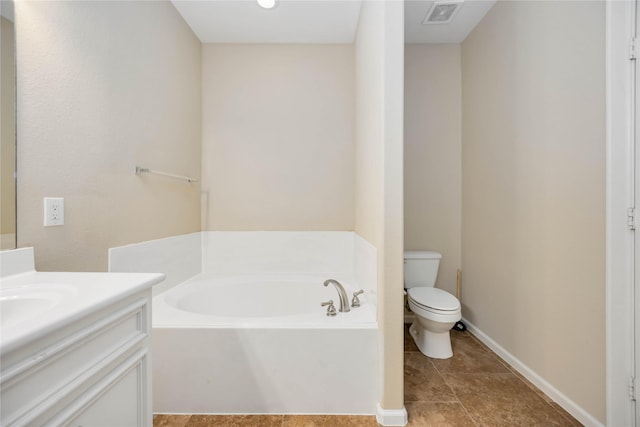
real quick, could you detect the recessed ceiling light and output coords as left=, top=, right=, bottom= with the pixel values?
left=257, top=0, right=278, bottom=10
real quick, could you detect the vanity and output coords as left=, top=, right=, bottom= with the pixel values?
left=0, top=248, right=164, bottom=426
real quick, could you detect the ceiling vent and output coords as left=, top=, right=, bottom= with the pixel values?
left=422, top=0, right=464, bottom=25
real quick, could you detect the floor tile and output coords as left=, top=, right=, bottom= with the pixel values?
left=465, top=332, right=493, bottom=353
left=405, top=352, right=457, bottom=402
left=282, top=415, right=379, bottom=426
left=506, top=365, right=554, bottom=403
left=184, top=415, right=283, bottom=427
left=442, top=373, right=572, bottom=426
left=429, top=333, right=511, bottom=374
left=405, top=402, right=476, bottom=427
left=153, top=415, right=191, bottom=427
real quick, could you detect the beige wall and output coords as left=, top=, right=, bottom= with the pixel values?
left=1, top=16, right=16, bottom=248
left=16, top=1, right=202, bottom=271
left=461, top=1, right=605, bottom=422
left=201, top=44, right=354, bottom=231
left=404, top=44, right=461, bottom=295
left=355, top=0, right=405, bottom=412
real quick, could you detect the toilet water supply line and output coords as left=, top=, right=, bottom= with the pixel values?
left=453, top=269, right=467, bottom=331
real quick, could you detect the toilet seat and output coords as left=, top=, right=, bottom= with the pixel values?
left=407, top=288, right=460, bottom=313
left=408, top=303, right=461, bottom=323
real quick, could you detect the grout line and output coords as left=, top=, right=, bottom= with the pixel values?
left=459, top=404, right=480, bottom=427
left=435, top=368, right=479, bottom=427
left=424, top=349, right=480, bottom=427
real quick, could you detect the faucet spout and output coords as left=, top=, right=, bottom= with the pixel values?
left=323, top=279, right=350, bottom=313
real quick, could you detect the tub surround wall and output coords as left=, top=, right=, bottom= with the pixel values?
left=109, top=231, right=377, bottom=298
left=354, top=1, right=405, bottom=424
left=108, top=232, right=202, bottom=297
left=461, top=1, right=605, bottom=424
left=404, top=44, right=461, bottom=296
left=16, top=0, right=202, bottom=272
left=203, top=231, right=352, bottom=276
left=201, top=44, right=355, bottom=231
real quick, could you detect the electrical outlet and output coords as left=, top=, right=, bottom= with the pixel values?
left=44, top=197, right=64, bottom=226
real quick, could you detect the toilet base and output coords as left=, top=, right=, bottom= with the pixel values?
left=409, top=320, right=454, bottom=359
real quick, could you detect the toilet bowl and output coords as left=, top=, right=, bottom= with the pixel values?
left=407, top=287, right=461, bottom=358
left=404, top=251, right=461, bottom=359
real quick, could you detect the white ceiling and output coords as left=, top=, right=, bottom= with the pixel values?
left=171, top=0, right=363, bottom=44
left=405, top=0, right=496, bottom=43
left=170, top=0, right=495, bottom=45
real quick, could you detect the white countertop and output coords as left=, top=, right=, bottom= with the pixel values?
left=0, top=271, right=165, bottom=355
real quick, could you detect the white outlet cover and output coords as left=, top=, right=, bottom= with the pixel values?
left=44, top=197, right=64, bottom=226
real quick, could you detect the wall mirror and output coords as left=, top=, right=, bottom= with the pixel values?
left=1, top=0, right=16, bottom=250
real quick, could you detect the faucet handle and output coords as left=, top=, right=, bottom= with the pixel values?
left=351, top=290, right=364, bottom=308
left=321, top=300, right=337, bottom=316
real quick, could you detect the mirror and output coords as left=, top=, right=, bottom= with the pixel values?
left=1, top=0, right=16, bottom=250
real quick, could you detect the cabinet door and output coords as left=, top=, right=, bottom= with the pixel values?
left=60, top=352, right=149, bottom=427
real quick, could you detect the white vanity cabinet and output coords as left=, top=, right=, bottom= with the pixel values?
left=1, top=279, right=159, bottom=427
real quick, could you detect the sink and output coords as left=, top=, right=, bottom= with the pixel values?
left=0, top=286, right=76, bottom=327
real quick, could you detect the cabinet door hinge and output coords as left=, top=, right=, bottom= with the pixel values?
left=629, top=376, right=637, bottom=401
left=631, top=37, right=637, bottom=60
left=628, top=208, right=636, bottom=230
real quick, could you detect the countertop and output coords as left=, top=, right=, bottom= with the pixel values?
left=0, top=271, right=165, bottom=355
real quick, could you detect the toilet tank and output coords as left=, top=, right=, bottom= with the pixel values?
left=404, top=251, right=442, bottom=289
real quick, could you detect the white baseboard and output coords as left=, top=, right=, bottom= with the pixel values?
left=376, top=403, right=407, bottom=426
left=462, top=318, right=605, bottom=427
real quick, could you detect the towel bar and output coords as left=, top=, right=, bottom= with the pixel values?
left=135, top=166, right=198, bottom=183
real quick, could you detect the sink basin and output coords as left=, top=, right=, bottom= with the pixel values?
left=1, top=286, right=76, bottom=327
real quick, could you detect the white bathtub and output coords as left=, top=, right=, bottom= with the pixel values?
left=152, top=273, right=378, bottom=414
left=109, top=232, right=380, bottom=415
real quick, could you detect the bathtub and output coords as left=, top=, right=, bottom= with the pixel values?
left=152, top=272, right=378, bottom=414
left=109, top=232, right=380, bottom=415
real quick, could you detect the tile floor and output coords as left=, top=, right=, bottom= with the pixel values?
left=153, top=326, right=583, bottom=427
left=403, top=325, right=582, bottom=426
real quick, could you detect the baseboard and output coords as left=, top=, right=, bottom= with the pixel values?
left=376, top=403, right=407, bottom=426
left=462, top=318, right=605, bottom=427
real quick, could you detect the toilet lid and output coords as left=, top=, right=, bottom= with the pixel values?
left=408, top=288, right=460, bottom=311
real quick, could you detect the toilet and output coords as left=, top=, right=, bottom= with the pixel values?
left=405, top=251, right=461, bottom=359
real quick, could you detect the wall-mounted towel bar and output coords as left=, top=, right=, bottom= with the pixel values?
left=135, top=166, right=198, bottom=183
